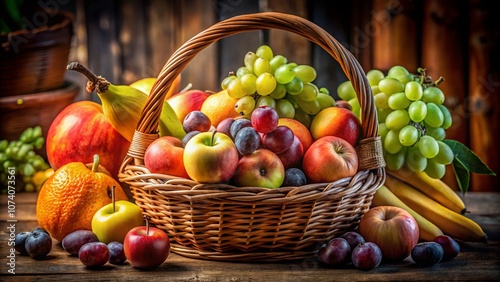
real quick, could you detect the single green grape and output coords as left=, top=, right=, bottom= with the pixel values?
left=384, top=129, right=402, bottom=154
left=388, top=65, right=410, bottom=77
left=316, top=93, right=336, bottom=110
left=256, top=95, right=276, bottom=108
left=240, top=73, right=257, bottom=95
left=378, top=123, right=389, bottom=138
left=377, top=108, right=392, bottom=123
left=221, top=75, right=237, bottom=90
left=432, top=141, right=454, bottom=165
left=227, top=78, right=246, bottom=98
left=399, top=125, right=419, bottom=146
left=378, top=77, right=404, bottom=95
left=274, top=64, right=295, bottom=84
left=392, top=74, right=413, bottom=85
left=388, top=92, right=411, bottom=110
left=374, top=92, right=390, bottom=109
left=348, top=98, right=361, bottom=120
left=422, top=86, right=445, bottom=105
left=385, top=147, right=407, bottom=171
left=256, top=45, right=273, bottom=61
left=405, top=81, right=423, bottom=101
left=236, top=66, right=252, bottom=78
left=408, top=100, right=427, bottom=122
left=417, top=135, right=439, bottom=159
left=366, top=69, right=385, bottom=87
left=438, top=104, right=452, bottom=129
left=270, top=83, right=287, bottom=99
left=296, top=83, right=318, bottom=102
left=406, top=146, right=428, bottom=173
left=244, top=51, right=258, bottom=73
left=371, top=85, right=381, bottom=95
left=294, top=65, right=317, bottom=83
left=256, top=73, right=277, bottom=96
left=253, top=57, right=271, bottom=76
left=270, top=55, right=287, bottom=74
left=425, top=126, right=446, bottom=141
left=234, top=95, right=256, bottom=115
left=386, top=109, right=410, bottom=131
left=424, top=103, right=444, bottom=128
left=424, top=159, right=446, bottom=179
left=286, top=77, right=304, bottom=95
left=294, top=107, right=312, bottom=128
left=337, top=80, right=357, bottom=101
left=297, top=98, right=321, bottom=115
left=276, top=99, right=295, bottom=118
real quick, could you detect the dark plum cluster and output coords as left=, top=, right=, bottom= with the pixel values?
left=14, top=227, right=52, bottom=259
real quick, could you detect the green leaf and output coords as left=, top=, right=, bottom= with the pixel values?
left=443, top=139, right=496, bottom=176
left=452, top=158, right=470, bottom=195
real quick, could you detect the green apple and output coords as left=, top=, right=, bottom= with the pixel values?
left=233, top=148, right=285, bottom=188
left=183, top=131, right=239, bottom=183
left=91, top=200, right=144, bottom=244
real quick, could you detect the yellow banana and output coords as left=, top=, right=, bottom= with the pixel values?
left=385, top=175, right=487, bottom=243
left=68, top=62, right=186, bottom=141
left=373, top=185, right=444, bottom=241
left=387, top=167, right=466, bottom=214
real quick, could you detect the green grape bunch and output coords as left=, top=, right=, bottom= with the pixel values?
left=220, top=45, right=335, bottom=127
left=1, top=126, right=52, bottom=193
left=337, top=66, right=454, bottom=179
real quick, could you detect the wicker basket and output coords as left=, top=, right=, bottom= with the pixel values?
left=119, top=12, right=386, bottom=262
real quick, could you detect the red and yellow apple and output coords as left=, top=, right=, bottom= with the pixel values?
left=302, top=136, right=358, bottom=183
left=233, top=148, right=285, bottom=189
left=278, top=118, right=313, bottom=152
left=183, top=131, right=239, bottom=183
left=46, top=101, right=130, bottom=178
left=358, top=206, right=419, bottom=261
left=144, top=136, right=189, bottom=178
left=309, top=106, right=362, bottom=147
left=124, top=224, right=170, bottom=269
left=167, top=89, right=210, bottom=123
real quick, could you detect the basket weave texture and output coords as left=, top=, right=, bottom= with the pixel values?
left=119, top=12, right=386, bottom=261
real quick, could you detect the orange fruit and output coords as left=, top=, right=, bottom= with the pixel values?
left=200, top=89, right=240, bottom=127
left=129, top=74, right=181, bottom=99
left=36, top=155, right=129, bottom=241
left=278, top=118, right=314, bottom=152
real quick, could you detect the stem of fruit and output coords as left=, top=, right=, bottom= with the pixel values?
left=66, top=62, right=110, bottom=93
left=211, top=130, right=217, bottom=146
left=111, top=185, right=116, bottom=213
left=145, top=215, right=150, bottom=236
left=91, top=154, right=100, bottom=172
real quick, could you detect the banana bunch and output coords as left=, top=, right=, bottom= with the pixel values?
left=372, top=167, right=487, bottom=243
left=67, top=62, right=186, bottom=141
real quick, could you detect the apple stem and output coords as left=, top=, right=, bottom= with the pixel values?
left=211, top=130, right=217, bottom=146
left=145, top=215, right=150, bottom=235
left=111, top=185, right=116, bottom=213
left=91, top=154, right=100, bottom=173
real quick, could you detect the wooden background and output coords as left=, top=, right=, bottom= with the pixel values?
left=58, top=0, right=498, bottom=192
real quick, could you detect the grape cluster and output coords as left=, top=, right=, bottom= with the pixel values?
left=338, top=66, right=454, bottom=179
left=1, top=126, right=52, bottom=193
left=221, top=45, right=334, bottom=127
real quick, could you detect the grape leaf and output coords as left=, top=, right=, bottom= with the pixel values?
left=452, top=158, right=470, bottom=195
left=442, top=139, right=496, bottom=175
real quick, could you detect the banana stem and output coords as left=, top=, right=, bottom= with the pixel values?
left=67, top=62, right=109, bottom=93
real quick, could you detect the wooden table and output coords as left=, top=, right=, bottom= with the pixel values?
left=1, top=192, right=499, bottom=281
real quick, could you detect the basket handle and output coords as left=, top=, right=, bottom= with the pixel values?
left=126, top=12, right=384, bottom=170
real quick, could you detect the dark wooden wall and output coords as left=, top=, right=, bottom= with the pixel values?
left=59, top=0, right=499, bottom=192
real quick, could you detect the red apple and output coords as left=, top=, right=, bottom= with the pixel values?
left=144, top=136, right=189, bottom=178
left=233, top=148, right=285, bottom=189
left=358, top=206, right=419, bottom=261
left=46, top=101, right=130, bottom=178
left=309, top=106, right=362, bottom=147
left=183, top=131, right=239, bottom=183
left=277, top=135, right=304, bottom=169
left=124, top=223, right=170, bottom=269
left=167, top=89, right=210, bottom=123
left=302, top=136, right=358, bottom=183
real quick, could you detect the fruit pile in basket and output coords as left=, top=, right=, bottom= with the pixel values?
left=142, top=44, right=364, bottom=188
